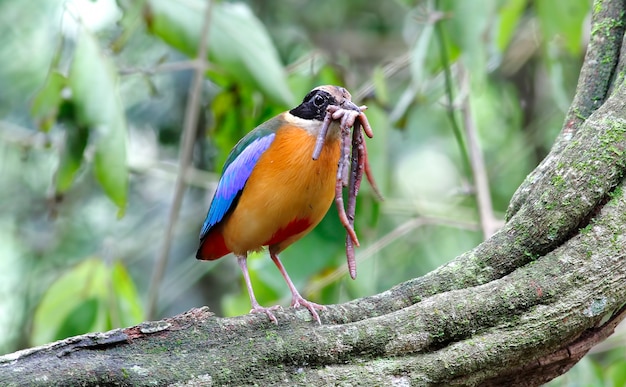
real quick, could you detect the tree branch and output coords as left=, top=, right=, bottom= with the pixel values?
left=507, top=0, right=626, bottom=218
left=459, top=66, right=502, bottom=238
left=2, top=176, right=626, bottom=385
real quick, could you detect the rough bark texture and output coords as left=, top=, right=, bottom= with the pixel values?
left=3, top=1, right=626, bottom=386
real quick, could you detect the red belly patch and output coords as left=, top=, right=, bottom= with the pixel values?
left=265, top=218, right=312, bottom=246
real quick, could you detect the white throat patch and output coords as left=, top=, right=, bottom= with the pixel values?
left=283, top=112, right=341, bottom=139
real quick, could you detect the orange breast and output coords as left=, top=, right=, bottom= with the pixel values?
left=221, top=125, right=341, bottom=255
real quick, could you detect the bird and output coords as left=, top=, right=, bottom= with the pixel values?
left=196, top=85, right=361, bottom=324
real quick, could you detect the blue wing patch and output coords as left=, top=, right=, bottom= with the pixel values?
left=199, top=133, right=275, bottom=238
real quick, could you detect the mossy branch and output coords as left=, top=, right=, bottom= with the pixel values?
left=507, top=0, right=626, bottom=218
left=2, top=180, right=626, bottom=385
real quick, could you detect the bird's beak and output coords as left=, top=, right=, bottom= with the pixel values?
left=341, top=100, right=361, bottom=112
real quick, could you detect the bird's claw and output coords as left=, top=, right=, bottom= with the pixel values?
left=249, top=304, right=282, bottom=325
left=291, top=296, right=326, bottom=325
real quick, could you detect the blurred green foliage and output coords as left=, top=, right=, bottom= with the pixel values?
left=0, top=0, right=623, bottom=384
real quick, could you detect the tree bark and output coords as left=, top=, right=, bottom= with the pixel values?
left=3, top=1, right=626, bottom=386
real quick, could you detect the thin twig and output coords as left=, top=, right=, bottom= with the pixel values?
left=433, top=0, right=472, bottom=178
left=0, top=120, right=55, bottom=148
left=431, top=0, right=499, bottom=237
left=128, top=161, right=218, bottom=190
left=284, top=49, right=323, bottom=73
left=145, top=0, right=213, bottom=320
left=353, top=53, right=411, bottom=102
left=118, top=60, right=204, bottom=76
left=459, top=67, right=501, bottom=238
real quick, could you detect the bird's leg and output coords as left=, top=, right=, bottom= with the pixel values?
left=236, top=255, right=280, bottom=324
left=269, top=249, right=325, bottom=324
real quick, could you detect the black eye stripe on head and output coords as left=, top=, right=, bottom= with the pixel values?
left=289, top=90, right=338, bottom=121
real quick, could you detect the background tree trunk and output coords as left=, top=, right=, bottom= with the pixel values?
left=3, top=1, right=626, bottom=386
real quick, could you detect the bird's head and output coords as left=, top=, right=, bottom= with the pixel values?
left=287, top=85, right=360, bottom=137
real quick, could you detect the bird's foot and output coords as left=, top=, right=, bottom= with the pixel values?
left=249, top=304, right=282, bottom=325
left=291, top=296, right=326, bottom=325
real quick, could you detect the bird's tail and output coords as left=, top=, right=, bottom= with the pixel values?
left=196, top=230, right=230, bottom=261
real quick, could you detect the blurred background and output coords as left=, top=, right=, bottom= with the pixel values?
left=0, top=0, right=622, bottom=384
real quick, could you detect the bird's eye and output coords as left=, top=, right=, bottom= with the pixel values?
left=313, top=94, right=326, bottom=107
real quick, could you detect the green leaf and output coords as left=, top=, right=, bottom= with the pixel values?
left=32, top=258, right=141, bottom=345
left=55, top=113, right=89, bottom=193
left=32, top=258, right=109, bottom=345
left=496, top=0, right=527, bottom=52
left=222, top=283, right=257, bottom=318
left=30, top=71, right=67, bottom=132
left=69, top=26, right=128, bottom=213
left=145, top=0, right=293, bottom=106
left=54, top=298, right=99, bottom=341
left=536, top=0, right=589, bottom=55
left=607, top=359, right=626, bottom=387
left=94, top=114, right=128, bottom=217
left=440, top=0, right=496, bottom=86
left=111, top=261, right=143, bottom=327
left=409, top=10, right=435, bottom=86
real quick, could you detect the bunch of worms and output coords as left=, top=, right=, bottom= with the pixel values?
left=312, top=103, right=382, bottom=280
